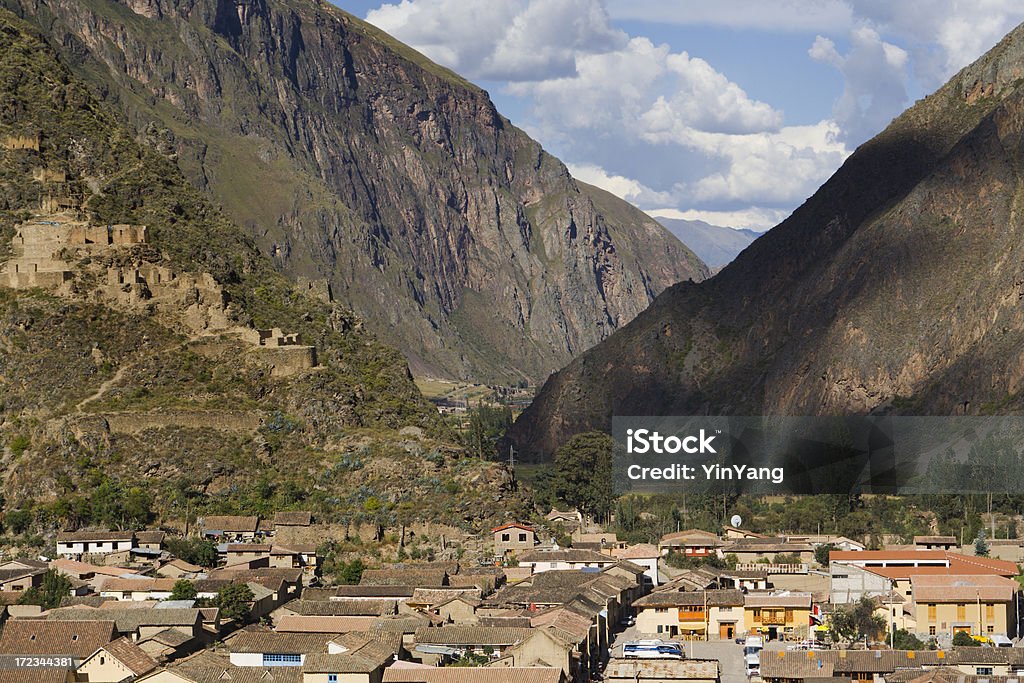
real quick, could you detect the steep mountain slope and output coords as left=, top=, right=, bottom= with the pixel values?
left=657, top=218, right=760, bottom=270
left=0, top=9, right=527, bottom=528
left=510, top=22, right=1024, bottom=459
left=1, top=0, right=707, bottom=384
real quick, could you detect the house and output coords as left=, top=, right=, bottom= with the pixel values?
left=910, top=574, right=1018, bottom=639
left=199, top=515, right=262, bottom=542
left=743, top=592, right=812, bottom=641
left=56, top=531, right=135, bottom=557
left=76, top=636, right=158, bottom=682
left=492, top=523, right=538, bottom=556
left=274, top=511, right=313, bottom=528
left=609, top=544, right=661, bottom=586
left=270, top=544, right=321, bottom=577
left=360, top=568, right=448, bottom=587
left=605, top=658, right=720, bottom=683
left=0, top=565, right=46, bottom=592
left=155, top=559, right=203, bottom=579
left=275, top=615, right=382, bottom=632
left=385, top=665, right=565, bottom=683
left=412, top=625, right=534, bottom=663
left=224, top=631, right=337, bottom=667
left=723, top=526, right=768, bottom=540
left=659, top=529, right=725, bottom=558
left=304, top=586, right=416, bottom=601
left=135, top=531, right=166, bottom=551
left=274, top=598, right=398, bottom=620
left=433, top=595, right=481, bottom=624
left=634, top=589, right=745, bottom=640
left=915, top=536, right=958, bottom=551
left=100, top=578, right=179, bottom=601
left=572, top=531, right=626, bottom=551
left=518, top=549, right=619, bottom=573
left=725, top=539, right=814, bottom=564
left=225, top=543, right=272, bottom=563
left=302, top=648, right=391, bottom=683
left=546, top=509, right=583, bottom=530
left=45, top=607, right=206, bottom=643
left=0, top=619, right=117, bottom=665
left=407, top=588, right=482, bottom=612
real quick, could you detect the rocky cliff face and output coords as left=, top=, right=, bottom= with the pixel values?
left=2, top=0, right=706, bottom=383
left=510, top=22, right=1024, bottom=458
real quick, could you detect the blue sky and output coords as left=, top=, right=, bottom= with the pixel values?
left=336, top=1, right=1024, bottom=230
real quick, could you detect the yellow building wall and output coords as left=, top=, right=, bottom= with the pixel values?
left=913, top=601, right=1010, bottom=637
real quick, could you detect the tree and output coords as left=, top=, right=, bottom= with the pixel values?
left=169, top=579, right=198, bottom=601
left=6, top=509, right=33, bottom=535
left=953, top=630, right=976, bottom=647
left=975, top=530, right=990, bottom=557
left=166, top=537, right=219, bottom=568
left=464, top=404, right=513, bottom=459
left=892, top=629, right=926, bottom=650
left=17, top=569, right=72, bottom=610
left=215, top=583, right=254, bottom=623
left=829, top=597, right=885, bottom=644
left=552, top=432, right=614, bottom=520
left=815, top=543, right=837, bottom=567
left=337, top=558, right=366, bottom=585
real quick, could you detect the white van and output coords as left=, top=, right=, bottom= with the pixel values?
left=990, top=635, right=1014, bottom=648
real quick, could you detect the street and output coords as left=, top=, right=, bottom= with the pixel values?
left=610, top=625, right=747, bottom=683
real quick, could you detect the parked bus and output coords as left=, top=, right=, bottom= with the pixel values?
left=623, top=640, right=684, bottom=659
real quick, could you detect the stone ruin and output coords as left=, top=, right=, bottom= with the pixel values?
left=0, top=213, right=321, bottom=377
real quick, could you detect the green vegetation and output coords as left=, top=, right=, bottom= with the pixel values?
left=550, top=432, right=614, bottom=522
left=165, top=538, right=219, bottom=568
left=17, top=569, right=72, bottom=610
left=815, top=543, right=837, bottom=566
left=953, top=631, right=977, bottom=647
left=975, top=530, right=990, bottom=557
left=828, top=597, right=885, bottom=645
left=892, top=629, right=927, bottom=650
left=169, top=579, right=199, bottom=602
left=213, top=583, right=255, bottom=624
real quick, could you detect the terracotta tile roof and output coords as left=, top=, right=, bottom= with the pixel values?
left=51, top=559, right=143, bottom=578
left=0, top=619, right=116, bottom=658
left=745, top=592, right=812, bottom=608
left=46, top=607, right=201, bottom=633
left=200, top=515, right=259, bottom=533
left=831, top=650, right=947, bottom=672
left=413, top=625, right=535, bottom=646
left=492, top=523, right=536, bottom=533
left=830, top=550, right=948, bottom=562
left=275, top=615, right=379, bottom=632
left=635, top=588, right=745, bottom=608
left=226, top=630, right=337, bottom=654
left=360, top=569, right=448, bottom=586
left=283, top=598, right=397, bottom=616
left=274, top=511, right=313, bottom=526
left=914, top=536, right=957, bottom=545
left=759, top=650, right=838, bottom=678
left=161, top=650, right=305, bottom=683
left=304, top=651, right=389, bottom=673
left=0, top=670, right=70, bottom=683
left=134, top=530, right=165, bottom=545
left=384, top=666, right=564, bottom=683
left=304, top=586, right=416, bottom=599
left=611, top=544, right=660, bottom=560
left=96, top=636, right=158, bottom=675
left=56, top=530, right=134, bottom=542
left=911, top=574, right=1018, bottom=602
left=518, top=549, right=615, bottom=563
left=410, top=588, right=482, bottom=605
left=660, top=529, right=723, bottom=544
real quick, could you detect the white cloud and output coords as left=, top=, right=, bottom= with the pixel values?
left=366, top=0, right=626, bottom=81
left=809, top=25, right=910, bottom=145
left=604, top=0, right=854, bottom=33
left=646, top=207, right=791, bottom=232
left=566, top=163, right=674, bottom=206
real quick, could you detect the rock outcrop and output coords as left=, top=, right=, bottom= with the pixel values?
left=2, top=0, right=707, bottom=383
left=510, top=21, right=1024, bottom=458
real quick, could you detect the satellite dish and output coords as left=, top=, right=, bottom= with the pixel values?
left=730, top=514, right=743, bottom=528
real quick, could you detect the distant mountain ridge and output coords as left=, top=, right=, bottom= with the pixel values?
left=0, top=0, right=707, bottom=384
left=509, top=20, right=1024, bottom=458
left=657, top=217, right=760, bottom=269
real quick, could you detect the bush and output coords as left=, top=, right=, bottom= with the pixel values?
left=953, top=631, right=976, bottom=647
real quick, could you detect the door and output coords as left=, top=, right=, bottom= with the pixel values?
left=721, top=623, right=735, bottom=640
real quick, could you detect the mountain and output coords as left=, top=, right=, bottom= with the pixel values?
left=0, top=8, right=528, bottom=529
left=657, top=218, right=760, bottom=270
left=0, top=0, right=707, bottom=385
left=509, top=22, right=1024, bottom=459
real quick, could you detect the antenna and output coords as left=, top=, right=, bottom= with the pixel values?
left=508, top=444, right=516, bottom=469
left=731, top=514, right=743, bottom=528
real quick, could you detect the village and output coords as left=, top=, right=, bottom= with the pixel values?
left=0, top=511, right=1020, bottom=683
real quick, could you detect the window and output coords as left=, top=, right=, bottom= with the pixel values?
left=721, top=606, right=733, bottom=612
left=518, top=533, right=527, bottom=542
left=987, top=626, right=995, bottom=634
left=986, top=604, right=995, bottom=621
left=329, top=676, right=338, bottom=683
left=655, top=608, right=668, bottom=613
left=977, top=668, right=994, bottom=676
left=929, top=626, right=936, bottom=636
left=501, top=533, right=510, bottom=542
left=927, top=604, right=937, bottom=622
left=262, top=653, right=302, bottom=666
left=657, top=625, right=664, bottom=633
left=957, top=604, right=966, bottom=620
